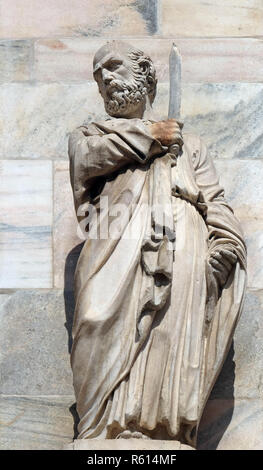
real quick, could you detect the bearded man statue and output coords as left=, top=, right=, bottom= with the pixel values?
left=68, top=40, right=247, bottom=449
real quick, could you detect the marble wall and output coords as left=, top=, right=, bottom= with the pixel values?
left=0, top=1, right=262, bottom=450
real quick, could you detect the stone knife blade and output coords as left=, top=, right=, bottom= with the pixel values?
left=168, top=43, right=181, bottom=120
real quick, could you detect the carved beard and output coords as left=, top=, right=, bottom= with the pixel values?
left=104, top=73, right=148, bottom=117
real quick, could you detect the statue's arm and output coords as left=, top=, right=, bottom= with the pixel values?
left=68, top=119, right=166, bottom=216
left=68, top=119, right=165, bottom=182
left=194, top=136, right=246, bottom=287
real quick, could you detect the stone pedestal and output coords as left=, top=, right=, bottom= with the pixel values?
left=63, top=439, right=194, bottom=450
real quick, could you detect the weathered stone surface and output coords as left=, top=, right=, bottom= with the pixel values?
left=198, top=399, right=263, bottom=450
left=0, top=83, right=106, bottom=159
left=215, top=160, right=263, bottom=221
left=162, top=0, right=263, bottom=37
left=0, top=160, right=52, bottom=288
left=54, top=161, right=82, bottom=288
left=0, top=290, right=74, bottom=395
left=178, top=37, right=263, bottom=83
left=0, top=0, right=157, bottom=39
left=1, top=82, right=262, bottom=160
left=0, top=40, right=33, bottom=82
left=233, top=290, right=263, bottom=398
left=35, top=38, right=96, bottom=83
left=215, top=160, right=263, bottom=289
left=0, top=396, right=75, bottom=450
left=35, top=37, right=263, bottom=84
left=208, top=290, right=263, bottom=400
left=181, top=83, right=263, bottom=160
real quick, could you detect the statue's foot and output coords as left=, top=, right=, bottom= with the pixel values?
left=116, top=430, right=150, bottom=440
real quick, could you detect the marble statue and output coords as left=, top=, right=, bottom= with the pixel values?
left=68, top=40, right=247, bottom=449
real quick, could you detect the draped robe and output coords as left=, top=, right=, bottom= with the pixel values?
left=68, top=118, right=246, bottom=446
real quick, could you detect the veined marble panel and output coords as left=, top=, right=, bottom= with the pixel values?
left=0, top=83, right=106, bottom=160
left=198, top=398, right=263, bottom=450
left=0, top=160, right=52, bottom=288
left=162, top=0, right=263, bottom=37
left=0, top=40, right=33, bottom=82
left=0, top=396, right=75, bottom=450
left=215, top=159, right=263, bottom=289
left=234, top=290, right=263, bottom=399
left=181, top=83, right=263, bottom=160
left=0, top=0, right=157, bottom=39
left=53, top=161, right=82, bottom=288
left=35, top=37, right=263, bottom=84
left=208, top=290, right=263, bottom=400
left=0, top=290, right=74, bottom=395
left=215, top=160, right=263, bottom=220
left=1, top=82, right=262, bottom=161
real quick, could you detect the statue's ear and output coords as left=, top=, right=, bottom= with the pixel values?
left=138, top=58, right=150, bottom=77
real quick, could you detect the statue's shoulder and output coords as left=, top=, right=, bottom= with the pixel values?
left=182, top=132, right=203, bottom=151
left=69, top=120, right=109, bottom=142
left=68, top=123, right=100, bottom=158
left=70, top=123, right=96, bottom=137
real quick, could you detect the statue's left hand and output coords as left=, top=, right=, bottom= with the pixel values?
left=207, top=245, right=237, bottom=288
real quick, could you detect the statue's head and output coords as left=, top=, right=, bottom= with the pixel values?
left=93, top=40, right=157, bottom=118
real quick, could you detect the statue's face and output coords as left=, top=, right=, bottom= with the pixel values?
left=93, top=47, right=147, bottom=118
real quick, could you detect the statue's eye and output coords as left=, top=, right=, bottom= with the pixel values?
left=107, top=61, right=122, bottom=72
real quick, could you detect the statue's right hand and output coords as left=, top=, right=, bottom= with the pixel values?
left=147, top=119, right=183, bottom=148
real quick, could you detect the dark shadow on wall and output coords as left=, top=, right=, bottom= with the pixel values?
left=69, top=402, right=80, bottom=440
left=64, top=242, right=84, bottom=354
left=64, top=242, right=84, bottom=439
left=197, top=341, right=235, bottom=449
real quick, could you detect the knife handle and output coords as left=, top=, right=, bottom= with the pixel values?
left=168, top=144, right=180, bottom=167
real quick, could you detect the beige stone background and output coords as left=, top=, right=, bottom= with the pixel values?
left=0, top=0, right=263, bottom=450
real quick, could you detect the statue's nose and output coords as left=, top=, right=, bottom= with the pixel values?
left=102, top=69, right=113, bottom=85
